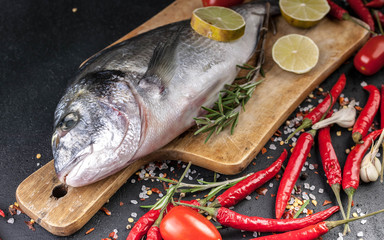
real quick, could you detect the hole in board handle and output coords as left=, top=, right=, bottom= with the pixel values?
left=51, top=184, right=68, bottom=199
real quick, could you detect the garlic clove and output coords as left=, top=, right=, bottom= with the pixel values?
left=374, top=157, right=382, bottom=174
left=360, top=162, right=379, bottom=183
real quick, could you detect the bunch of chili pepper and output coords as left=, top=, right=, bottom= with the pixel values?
left=126, top=150, right=288, bottom=240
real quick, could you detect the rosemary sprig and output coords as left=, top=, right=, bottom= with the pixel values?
left=194, top=3, right=271, bottom=143
left=194, top=79, right=263, bottom=143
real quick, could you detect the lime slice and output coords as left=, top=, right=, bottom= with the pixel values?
left=191, top=6, right=245, bottom=42
left=280, top=0, right=330, bottom=28
left=272, top=34, right=319, bottom=74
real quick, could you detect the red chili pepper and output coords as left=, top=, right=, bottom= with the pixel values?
left=126, top=200, right=199, bottom=240
left=354, top=35, right=384, bottom=75
left=377, top=11, right=384, bottom=26
left=146, top=226, right=162, bottom=240
left=146, top=208, right=165, bottom=240
left=381, top=85, right=384, bottom=129
left=286, top=74, right=346, bottom=142
left=347, top=0, right=375, bottom=31
left=352, top=85, right=380, bottom=143
left=250, top=208, right=384, bottom=240
left=318, top=118, right=349, bottom=231
left=276, top=131, right=315, bottom=219
left=211, top=206, right=339, bottom=232
left=160, top=206, right=222, bottom=240
left=342, top=129, right=383, bottom=234
left=365, top=0, right=384, bottom=8
left=211, top=149, right=287, bottom=208
left=326, top=0, right=350, bottom=20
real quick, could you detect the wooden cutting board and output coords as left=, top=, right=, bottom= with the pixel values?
left=16, top=0, right=369, bottom=236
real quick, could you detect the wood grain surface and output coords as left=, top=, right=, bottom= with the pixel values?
left=16, top=0, right=369, bottom=236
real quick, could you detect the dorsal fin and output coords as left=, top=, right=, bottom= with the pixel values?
left=141, top=28, right=182, bottom=90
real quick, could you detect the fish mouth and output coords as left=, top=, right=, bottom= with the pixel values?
left=55, top=146, right=93, bottom=186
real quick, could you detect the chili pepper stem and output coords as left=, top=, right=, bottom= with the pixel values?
left=344, top=15, right=377, bottom=35
left=285, top=119, right=312, bottom=143
left=330, top=184, right=350, bottom=232
left=343, top=187, right=355, bottom=235
left=352, top=132, right=364, bottom=144
left=327, top=208, right=384, bottom=230
left=176, top=201, right=218, bottom=217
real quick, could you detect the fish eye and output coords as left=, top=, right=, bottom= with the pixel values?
left=60, top=112, right=79, bottom=131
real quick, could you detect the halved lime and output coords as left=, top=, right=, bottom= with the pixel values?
left=280, top=0, right=330, bottom=28
left=191, top=6, right=245, bottom=42
left=272, top=34, right=319, bottom=74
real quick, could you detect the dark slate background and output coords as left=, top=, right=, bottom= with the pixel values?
left=1, top=0, right=383, bottom=239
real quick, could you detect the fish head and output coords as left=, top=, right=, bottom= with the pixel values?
left=52, top=71, right=142, bottom=187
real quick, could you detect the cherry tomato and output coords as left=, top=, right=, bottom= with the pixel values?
left=202, top=0, right=244, bottom=7
left=160, top=206, right=222, bottom=240
left=354, top=35, right=384, bottom=75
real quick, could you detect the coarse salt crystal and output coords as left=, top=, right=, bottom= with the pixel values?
left=337, top=236, right=343, bottom=240
left=356, top=208, right=361, bottom=213
left=305, top=161, right=309, bottom=166
left=318, top=99, right=323, bottom=104
left=357, top=231, right=364, bottom=237
left=338, top=232, right=343, bottom=237
left=361, top=219, right=367, bottom=224
left=246, top=196, right=252, bottom=200
left=130, top=200, right=138, bottom=204
left=131, top=212, right=137, bottom=218
left=269, top=183, right=273, bottom=188
left=361, top=81, right=367, bottom=87
left=302, top=193, right=309, bottom=200
left=304, top=183, right=310, bottom=189
left=309, top=194, right=316, bottom=200
left=7, top=218, right=14, bottom=224
left=182, top=164, right=186, bottom=168
left=309, top=164, right=315, bottom=170
left=291, top=137, right=297, bottom=142
left=16, top=210, right=21, bottom=215
left=253, top=232, right=258, bottom=237
left=188, top=176, right=193, bottom=180
left=303, top=208, right=308, bottom=214
left=318, top=188, right=324, bottom=194
left=131, top=179, right=136, bottom=184
left=309, top=185, right=315, bottom=191
left=159, top=193, right=163, bottom=197
left=269, top=144, right=277, bottom=150
left=302, top=166, right=307, bottom=172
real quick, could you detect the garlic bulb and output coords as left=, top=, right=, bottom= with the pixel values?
left=360, top=154, right=381, bottom=183
left=312, top=100, right=356, bottom=129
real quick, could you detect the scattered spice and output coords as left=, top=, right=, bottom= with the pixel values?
left=100, top=207, right=111, bottom=216
left=119, top=202, right=124, bottom=206
left=256, top=187, right=268, bottom=195
left=323, top=200, right=332, bottom=206
left=36, top=153, right=41, bottom=159
left=0, top=209, right=5, bottom=217
left=25, top=219, right=35, bottom=231
left=85, top=227, right=95, bottom=235
left=262, top=147, right=267, bottom=154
